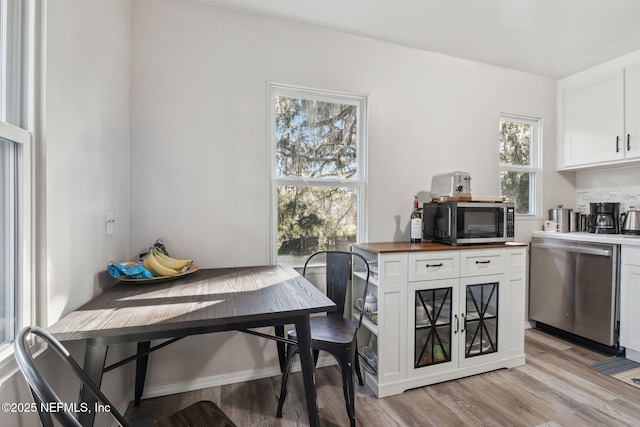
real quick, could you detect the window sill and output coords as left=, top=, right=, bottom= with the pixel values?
left=0, top=341, right=46, bottom=387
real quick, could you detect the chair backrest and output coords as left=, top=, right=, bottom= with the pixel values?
left=302, top=250, right=370, bottom=328
left=14, top=325, right=131, bottom=427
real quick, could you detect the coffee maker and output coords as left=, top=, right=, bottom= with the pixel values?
left=589, top=202, right=620, bottom=234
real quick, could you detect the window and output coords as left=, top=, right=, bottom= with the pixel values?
left=0, top=0, right=34, bottom=365
left=499, top=114, right=541, bottom=216
left=271, top=84, right=367, bottom=265
left=0, top=122, right=31, bottom=347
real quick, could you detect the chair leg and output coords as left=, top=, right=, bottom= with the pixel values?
left=29, top=387, right=54, bottom=427
left=338, top=347, right=356, bottom=427
left=354, top=338, right=364, bottom=386
left=276, top=344, right=298, bottom=418
left=312, top=349, right=320, bottom=367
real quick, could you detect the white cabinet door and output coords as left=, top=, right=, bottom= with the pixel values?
left=625, top=62, right=640, bottom=161
left=562, top=70, right=625, bottom=167
left=620, top=263, right=640, bottom=353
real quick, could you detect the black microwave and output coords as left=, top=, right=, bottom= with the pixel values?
left=422, top=201, right=515, bottom=245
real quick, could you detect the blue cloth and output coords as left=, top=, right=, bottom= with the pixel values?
left=108, top=262, right=154, bottom=279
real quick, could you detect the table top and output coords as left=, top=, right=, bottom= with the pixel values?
left=47, top=264, right=336, bottom=342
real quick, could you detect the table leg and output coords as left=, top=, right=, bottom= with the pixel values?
left=293, top=315, right=319, bottom=427
left=78, top=338, right=108, bottom=427
left=134, top=341, right=151, bottom=406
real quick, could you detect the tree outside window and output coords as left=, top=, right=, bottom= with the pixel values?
left=499, top=115, right=541, bottom=216
left=271, top=85, right=366, bottom=265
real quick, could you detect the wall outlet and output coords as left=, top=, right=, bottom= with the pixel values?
left=106, top=212, right=114, bottom=235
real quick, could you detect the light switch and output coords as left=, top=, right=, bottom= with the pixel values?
left=106, top=212, right=114, bottom=235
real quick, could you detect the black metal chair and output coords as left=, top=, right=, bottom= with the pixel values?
left=276, top=250, right=370, bottom=427
left=14, top=325, right=237, bottom=427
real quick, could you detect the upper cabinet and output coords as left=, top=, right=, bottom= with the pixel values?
left=558, top=63, right=640, bottom=170
left=625, top=62, right=640, bottom=161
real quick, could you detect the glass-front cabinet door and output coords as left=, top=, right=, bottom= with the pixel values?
left=459, top=274, right=506, bottom=368
left=463, top=282, right=498, bottom=358
left=409, top=279, right=459, bottom=378
left=414, top=286, right=452, bottom=368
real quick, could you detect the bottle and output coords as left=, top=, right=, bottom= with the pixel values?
left=410, top=195, right=422, bottom=243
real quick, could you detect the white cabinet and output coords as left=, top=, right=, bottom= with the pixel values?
left=352, top=244, right=526, bottom=398
left=352, top=252, right=407, bottom=393
left=559, top=63, right=640, bottom=170
left=562, top=70, right=624, bottom=168
left=620, top=246, right=640, bottom=363
left=625, top=62, right=640, bottom=161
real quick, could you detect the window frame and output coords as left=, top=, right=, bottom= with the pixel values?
left=269, top=83, right=368, bottom=265
left=0, top=122, right=31, bottom=359
left=0, top=0, right=40, bottom=378
left=499, top=113, right=542, bottom=219
left=1, top=0, right=22, bottom=125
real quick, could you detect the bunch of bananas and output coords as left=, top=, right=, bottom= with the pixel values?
left=143, top=247, right=193, bottom=277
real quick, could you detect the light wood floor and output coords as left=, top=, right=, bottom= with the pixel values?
left=124, top=329, right=640, bottom=426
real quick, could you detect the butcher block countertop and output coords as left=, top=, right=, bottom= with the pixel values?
left=352, top=241, right=527, bottom=253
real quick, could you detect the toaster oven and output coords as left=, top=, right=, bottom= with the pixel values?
left=430, top=171, right=471, bottom=199
left=422, top=201, right=515, bottom=245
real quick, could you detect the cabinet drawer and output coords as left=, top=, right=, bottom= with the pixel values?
left=506, top=247, right=527, bottom=273
left=460, top=249, right=505, bottom=277
left=408, top=252, right=459, bottom=281
left=378, top=253, right=407, bottom=284
left=621, top=246, right=640, bottom=266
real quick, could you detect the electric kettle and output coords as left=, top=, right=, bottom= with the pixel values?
left=621, top=209, right=640, bottom=235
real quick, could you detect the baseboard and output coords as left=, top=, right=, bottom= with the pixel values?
left=136, top=355, right=337, bottom=401
left=109, top=391, right=136, bottom=427
left=525, top=321, right=535, bottom=329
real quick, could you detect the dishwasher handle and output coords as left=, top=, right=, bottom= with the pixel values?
left=531, top=242, right=612, bottom=257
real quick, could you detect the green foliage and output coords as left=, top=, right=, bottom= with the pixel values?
left=500, top=120, right=533, bottom=214
left=500, top=121, right=530, bottom=166
left=501, top=171, right=530, bottom=214
left=275, top=96, right=358, bottom=179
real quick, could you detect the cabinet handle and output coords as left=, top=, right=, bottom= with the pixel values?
left=461, top=313, right=466, bottom=332
left=628, top=134, right=631, bottom=151
left=454, top=314, right=459, bottom=333
left=475, top=260, right=491, bottom=265
left=425, top=263, right=443, bottom=268
left=616, top=136, right=620, bottom=152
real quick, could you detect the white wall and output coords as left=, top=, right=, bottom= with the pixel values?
left=45, top=1, right=133, bottom=420
left=129, top=0, right=570, bottom=394
left=45, top=0, right=132, bottom=323
left=0, top=1, right=133, bottom=426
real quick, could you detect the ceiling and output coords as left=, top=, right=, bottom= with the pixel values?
left=197, top=0, right=640, bottom=79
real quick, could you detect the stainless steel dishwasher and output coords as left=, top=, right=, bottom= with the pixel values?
left=529, top=236, right=620, bottom=348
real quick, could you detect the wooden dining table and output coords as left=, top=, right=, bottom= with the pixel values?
left=46, top=264, right=336, bottom=427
